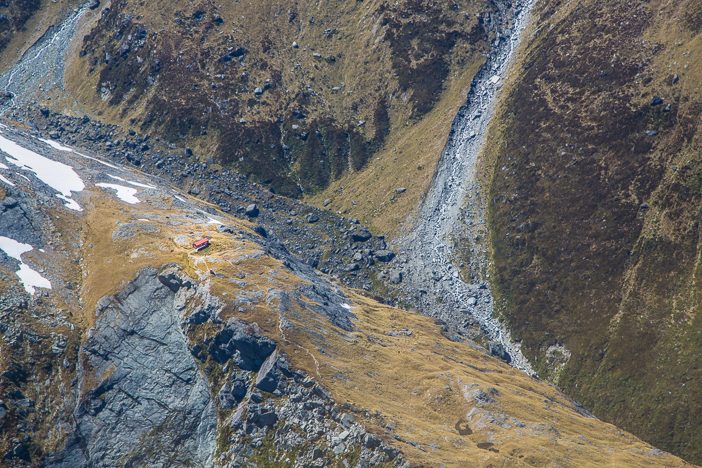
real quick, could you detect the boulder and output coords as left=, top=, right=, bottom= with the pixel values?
left=374, top=250, right=395, bottom=262
left=389, top=270, right=403, bottom=284
left=218, top=372, right=250, bottom=409
left=208, top=321, right=277, bottom=370
left=488, top=342, right=512, bottom=364
left=245, top=204, right=259, bottom=218
left=350, top=228, right=372, bottom=242
left=2, top=197, right=18, bottom=209
left=255, top=350, right=291, bottom=393
left=253, top=225, right=268, bottom=238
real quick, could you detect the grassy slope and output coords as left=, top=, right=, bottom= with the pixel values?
left=306, top=65, right=480, bottom=237
left=0, top=148, right=691, bottom=465
left=71, top=188, right=692, bottom=467
left=62, top=0, right=490, bottom=198
left=482, top=0, right=702, bottom=462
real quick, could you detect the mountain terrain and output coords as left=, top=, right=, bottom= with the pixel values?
left=0, top=0, right=700, bottom=466
left=481, top=0, right=702, bottom=462
left=0, top=111, right=690, bottom=467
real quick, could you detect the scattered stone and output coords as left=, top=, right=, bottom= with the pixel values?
left=387, top=328, right=413, bottom=337
left=350, top=228, right=372, bottom=242
left=374, top=250, right=395, bottom=262
left=389, top=270, right=403, bottom=284
left=245, top=204, right=259, bottom=217
left=395, top=187, right=406, bottom=194
left=323, top=198, right=332, bottom=207
left=344, top=263, right=360, bottom=272
left=305, top=213, right=319, bottom=223
left=650, top=96, right=664, bottom=106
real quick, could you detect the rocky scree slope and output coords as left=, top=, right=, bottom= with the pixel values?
left=0, top=123, right=691, bottom=466
left=481, top=0, right=702, bottom=463
left=396, top=0, right=535, bottom=372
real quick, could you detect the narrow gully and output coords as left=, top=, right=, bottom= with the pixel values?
left=399, top=0, right=536, bottom=374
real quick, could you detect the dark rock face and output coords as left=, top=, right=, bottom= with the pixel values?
left=206, top=320, right=276, bottom=369
left=53, top=268, right=217, bottom=467
left=0, top=190, right=42, bottom=246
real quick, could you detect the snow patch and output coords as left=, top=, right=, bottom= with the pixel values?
left=39, top=138, right=73, bottom=152
left=39, top=137, right=122, bottom=170
left=341, top=303, right=352, bottom=310
left=96, top=183, right=140, bottom=204
left=0, top=134, right=84, bottom=210
left=76, top=151, right=121, bottom=170
left=108, top=174, right=156, bottom=189
left=0, top=236, right=52, bottom=295
left=0, top=174, right=14, bottom=186
left=207, top=217, right=223, bottom=225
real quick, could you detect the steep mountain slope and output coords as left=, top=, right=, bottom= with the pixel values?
left=0, top=122, right=691, bottom=466
left=481, top=0, right=702, bottom=462
left=60, top=0, right=495, bottom=198
left=1, top=0, right=701, bottom=465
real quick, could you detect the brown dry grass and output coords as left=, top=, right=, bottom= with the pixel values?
left=57, top=180, right=689, bottom=466
left=479, top=0, right=702, bottom=462
left=307, top=65, right=481, bottom=238
left=277, top=290, right=690, bottom=467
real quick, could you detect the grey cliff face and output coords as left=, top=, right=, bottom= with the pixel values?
left=54, top=267, right=217, bottom=467
left=43, top=265, right=403, bottom=467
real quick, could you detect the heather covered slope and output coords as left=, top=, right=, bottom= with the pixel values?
left=62, top=0, right=495, bottom=198
left=0, top=122, right=690, bottom=466
left=482, top=0, right=702, bottom=461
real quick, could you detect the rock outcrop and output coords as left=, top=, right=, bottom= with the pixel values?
left=54, top=268, right=218, bottom=466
